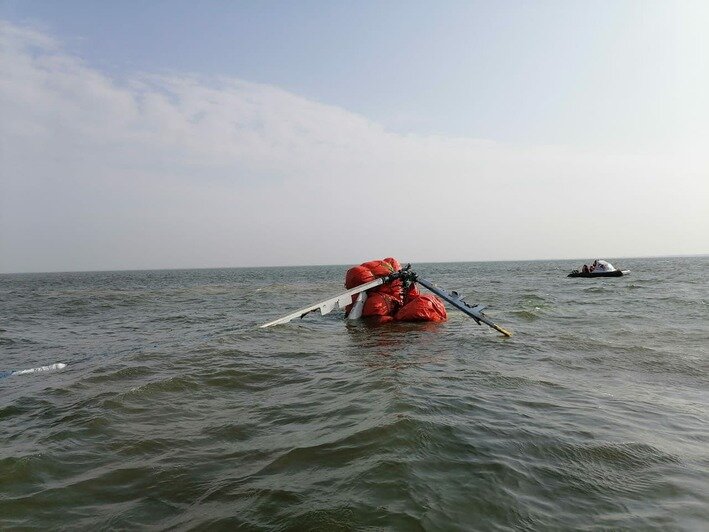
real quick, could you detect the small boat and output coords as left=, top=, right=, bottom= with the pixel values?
left=568, top=269, right=630, bottom=278
left=568, top=259, right=629, bottom=278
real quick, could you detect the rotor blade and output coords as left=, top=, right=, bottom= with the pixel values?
left=416, top=277, right=513, bottom=337
left=260, top=277, right=387, bottom=328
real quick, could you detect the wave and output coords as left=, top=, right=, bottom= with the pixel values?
left=510, top=310, right=541, bottom=321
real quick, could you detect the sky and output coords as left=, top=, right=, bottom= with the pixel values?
left=1, top=1, right=707, bottom=273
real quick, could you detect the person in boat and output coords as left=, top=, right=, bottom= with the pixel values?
left=582, top=264, right=590, bottom=274
left=589, top=259, right=616, bottom=273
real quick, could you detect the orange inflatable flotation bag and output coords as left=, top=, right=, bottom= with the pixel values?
left=395, top=294, right=447, bottom=322
left=345, top=265, right=376, bottom=288
left=361, top=292, right=397, bottom=324
left=344, top=258, right=445, bottom=323
left=345, top=258, right=401, bottom=316
left=345, top=258, right=400, bottom=289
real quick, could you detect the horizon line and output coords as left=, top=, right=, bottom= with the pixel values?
left=1, top=253, right=706, bottom=276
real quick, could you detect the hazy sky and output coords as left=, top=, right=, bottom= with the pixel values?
left=1, top=1, right=707, bottom=273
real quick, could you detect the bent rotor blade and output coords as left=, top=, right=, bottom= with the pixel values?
left=260, top=277, right=386, bottom=328
left=416, top=277, right=512, bottom=337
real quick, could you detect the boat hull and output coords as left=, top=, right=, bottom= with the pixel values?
left=568, top=270, right=629, bottom=278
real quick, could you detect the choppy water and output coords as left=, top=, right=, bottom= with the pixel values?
left=1, top=257, right=707, bottom=530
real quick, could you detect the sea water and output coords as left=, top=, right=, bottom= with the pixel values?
left=1, top=257, right=707, bottom=529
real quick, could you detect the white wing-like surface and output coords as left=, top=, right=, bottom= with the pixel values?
left=260, top=277, right=385, bottom=328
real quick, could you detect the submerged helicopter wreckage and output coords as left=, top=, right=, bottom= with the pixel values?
left=261, top=258, right=512, bottom=337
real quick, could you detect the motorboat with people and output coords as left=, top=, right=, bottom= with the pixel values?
left=568, top=259, right=630, bottom=278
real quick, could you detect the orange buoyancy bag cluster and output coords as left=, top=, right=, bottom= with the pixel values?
left=396, top=294, right=447, bottom=322
left=344, top=258, right=446, bottom=323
